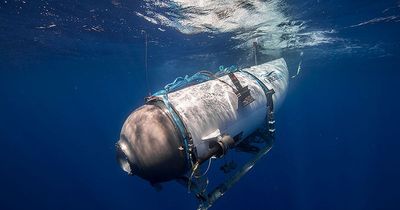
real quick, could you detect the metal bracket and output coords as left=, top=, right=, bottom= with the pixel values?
left=228, top=73, right=255, bottom=108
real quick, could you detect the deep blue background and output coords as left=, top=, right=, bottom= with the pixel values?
left=1, top=1, right=400, bottom=210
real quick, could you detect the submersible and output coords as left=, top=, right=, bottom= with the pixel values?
left=116, top=58, right=288, bottom=209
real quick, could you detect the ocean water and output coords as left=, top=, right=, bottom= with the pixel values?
left=1, top=0, right=400, bottom=210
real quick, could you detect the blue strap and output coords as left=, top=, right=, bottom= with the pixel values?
left=240, top=70, right=275, bottom=111
left=240, top=70, right=275, bottom=135
left=154, top=93, right=193, bottom=170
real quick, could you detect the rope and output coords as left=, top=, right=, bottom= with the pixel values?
left=194, top=158, right=213, bottom=178
left=142, top=30, right=151, bottom=96
left=291, top=51, right=303, bottom=79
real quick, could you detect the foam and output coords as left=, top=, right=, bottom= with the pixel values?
left=137, top=0, right=335, bottom=53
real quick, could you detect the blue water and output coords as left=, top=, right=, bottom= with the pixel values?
left=1, top=0, right=400, bottom=210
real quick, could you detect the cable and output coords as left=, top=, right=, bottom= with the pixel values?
left=194, top=158, right=213, bottom=178
left=291, top=51, right=303, bottom=79
left=141, top=30, right=151, bottom=96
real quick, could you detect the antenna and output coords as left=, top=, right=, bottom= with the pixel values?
left=141, top=30, right=151, bottom=96
left=252, top=41, right=258, bottom=65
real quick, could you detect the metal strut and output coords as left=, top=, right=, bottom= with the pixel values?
left=197, top=136, right=274, bottom=210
